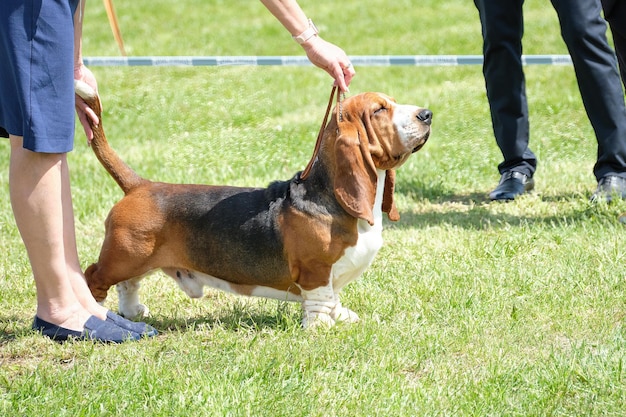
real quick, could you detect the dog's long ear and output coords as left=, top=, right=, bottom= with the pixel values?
left=382, top=169, right=400, bottom=221
left=334, top=123, right=378, bottom=225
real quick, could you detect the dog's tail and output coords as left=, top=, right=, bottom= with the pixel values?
left=75, top=80, right=143, bottom=194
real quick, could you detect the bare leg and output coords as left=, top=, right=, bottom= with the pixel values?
left=56, top=143, right=109, bottom=319
left=9, top=136, right=106, bottom=331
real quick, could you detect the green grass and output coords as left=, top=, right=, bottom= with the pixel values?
left=2, top=0, right=626, bottom=415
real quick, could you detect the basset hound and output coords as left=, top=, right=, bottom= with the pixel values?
left=75, top=81, right=432, bottom=328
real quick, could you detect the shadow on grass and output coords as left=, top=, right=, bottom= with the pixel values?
left=0, top=312, right=297, bottom=341
left=391, top=180, right=623, bottom=230
left=145, top=302, right=301, bottom=334
left=0, top=316, right=24, bottom=344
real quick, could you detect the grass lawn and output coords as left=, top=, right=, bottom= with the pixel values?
left=1, top=0, right=626, bottom=415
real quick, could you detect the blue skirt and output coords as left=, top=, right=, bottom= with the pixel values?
left=0, top=0, right=80, bottom=152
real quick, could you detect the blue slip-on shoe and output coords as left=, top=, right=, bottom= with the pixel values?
left=33, top=315, right=141, bottom=343
left=106, top=311, right=158, bottom=337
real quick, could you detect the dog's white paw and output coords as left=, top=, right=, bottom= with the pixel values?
left=330, top=305, right=360, bottom=323
left=301, top=298, right=343, bottom=328
left=302, top=312, right=336, bottom=329
left=119, top=303, right=150, bottom=319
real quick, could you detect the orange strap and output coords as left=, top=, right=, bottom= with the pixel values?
left=103, top=0, right=127, bottom=56
left=299, top=86, right=342, bottom=181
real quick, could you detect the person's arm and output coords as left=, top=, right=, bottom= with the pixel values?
left=260, top=0, right=355, bottom=92
left=73, top=0, right=99, bottom=141
left=73, top=0, right=86, bottom=73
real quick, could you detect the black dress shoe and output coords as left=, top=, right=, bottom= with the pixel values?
left=591, top=175, right=626, bottom=203
left=489, top=171, right=534, bottom=201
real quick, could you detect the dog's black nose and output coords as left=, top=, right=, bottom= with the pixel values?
left=417, top=109, right=433, bottom=125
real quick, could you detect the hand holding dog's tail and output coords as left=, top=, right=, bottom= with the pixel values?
left=74, top=80, right=101, bottom=142
left=74, top=80, right=144, bottom=194
left=74, top=66, right=100, bottom=142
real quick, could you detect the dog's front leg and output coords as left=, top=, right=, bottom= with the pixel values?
left=300, top=282, right=339, bottom=328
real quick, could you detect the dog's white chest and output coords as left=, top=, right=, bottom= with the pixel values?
left=331, top=170, right=386, bottom=290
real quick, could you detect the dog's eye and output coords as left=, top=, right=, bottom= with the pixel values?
left=373, top=106, right=387, bottom=115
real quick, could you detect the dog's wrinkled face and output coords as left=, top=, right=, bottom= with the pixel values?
left=337, top=92, right=432, bottom=171
left=328, top=92, right=432, bottom=225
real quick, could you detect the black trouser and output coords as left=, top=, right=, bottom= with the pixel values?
left=604, top=0, right=626, bottom=91
left=474, top=0, right=626, bottom=180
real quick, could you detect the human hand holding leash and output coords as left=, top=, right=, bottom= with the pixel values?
left=301, top=36, right=355, bottom=92
left=260, top=0, right=355, bottom=92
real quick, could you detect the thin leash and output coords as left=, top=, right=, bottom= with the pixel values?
left=299, top=86, right=344, bottom=181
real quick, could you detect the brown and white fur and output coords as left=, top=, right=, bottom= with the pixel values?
left=75, top=81, right=432, bottom=328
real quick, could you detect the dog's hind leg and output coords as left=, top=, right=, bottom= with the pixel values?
left=116, top=277, right=150, bottom=318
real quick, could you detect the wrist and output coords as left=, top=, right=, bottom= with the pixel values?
left=292, top=19, right=319, bottom=45
left=74, top=62, right=84, bottom=76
